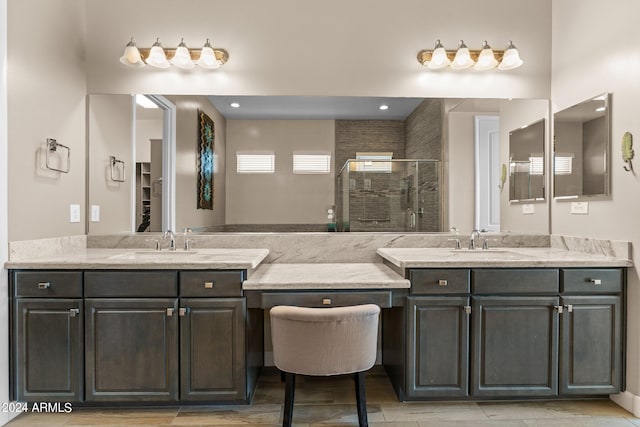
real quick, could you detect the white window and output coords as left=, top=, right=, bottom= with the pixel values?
left=236, top=152, right=275, bottom=174
left=293, top=153, right=331, bottom=174
left=355, top=152, right=393, bottom=173
left=554, top=154, right=573, bottom=175
left=529, top=155, right=544, bottom=175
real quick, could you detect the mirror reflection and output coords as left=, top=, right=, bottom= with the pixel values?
left=509, top=119, right=546, bottom=202
left=87, top=95, right=550, bottom=234
left=553, top=93, right=610, bottom=199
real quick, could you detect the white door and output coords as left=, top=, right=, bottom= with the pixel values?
left=475, top=116, right=500, bottom=232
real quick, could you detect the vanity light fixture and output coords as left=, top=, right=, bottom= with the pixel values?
left=119, top=38, right=145, bottom=68
left=120, top=37, right=229, bottom=70
left=427, top=39, right=450, bottom=69
left=474, top=41, right=499, bottom=70
left=497, top=41, right=523, bottom=70
left=450, top=40, right=474, bottom=70
left=170, top=38, right=194, bottom=69
left=417, top=40, right=523, bottom=71
left=146, top=38, right=170, bottom=68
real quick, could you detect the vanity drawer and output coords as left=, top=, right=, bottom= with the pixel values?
left=84, top=271, right=178, bottom=297
left=562, top=269, right=623, bottom=294
left=261, top=291, right=392, bottom=309
left=13, top=271, right=83, bottom=298
left=410, top=269, right=470, bottom=294
left=179, top=270, right=244, bottom=297
left=472, top=269, right=559, bottom=294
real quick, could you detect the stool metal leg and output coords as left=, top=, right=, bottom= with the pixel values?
left=355, top=371, right=368, bottom=427
left=283, top=372, right=296, bottom=427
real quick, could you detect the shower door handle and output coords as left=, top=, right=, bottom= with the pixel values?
left=410, top=212, right=416, bottom=228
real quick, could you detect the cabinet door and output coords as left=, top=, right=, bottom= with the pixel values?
left=472, top=296, right=559, bottom=397
left=180, top=298, right=246, bottom=402
left=560, top=296, right=622, bottom=394
left=85, top=298, right=178, bottom=402
left=406, top=296, right=469, bottom=398
left=14, top=299, right=83, bottom=402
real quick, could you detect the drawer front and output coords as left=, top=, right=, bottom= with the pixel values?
left=562, top=269, right=623, bottom=294
left=85, top=271, right=177, bottom=297
left=13, top=271, right=82, bottom=298
left=261, top=291, right=392, bottom=309
left=410, top=269, right=470, bottom=294
left=179, top=270, right=244, bottom=297
left=472, top=269, right=559, bottom=294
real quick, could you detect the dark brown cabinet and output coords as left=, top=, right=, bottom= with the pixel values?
left=392, top=267, right=625, bottom=401
left=11, top=268, right=258, bottom=405
left=180, top=298, right=246, bottom=401
left=406, top=296, right=469, bottom=398
left=84, top=298, right=179, bottom=402
left=11, top=271, right=84, bottom=402
left=471, top=295, right=559, bottom=397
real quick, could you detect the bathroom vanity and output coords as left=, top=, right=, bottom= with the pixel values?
left=6, top=245, right=631, bottom=405
left=378, top=248, right=629, bottom=401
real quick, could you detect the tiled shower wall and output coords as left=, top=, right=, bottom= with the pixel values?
left=335, top=100, right=442, bottom=232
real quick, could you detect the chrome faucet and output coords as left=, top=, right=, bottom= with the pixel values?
left=163, top=230, right=176, bottom=251
left=469, top=229, right=481, bottom=250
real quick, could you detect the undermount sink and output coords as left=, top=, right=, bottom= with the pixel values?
left=449, top=249, right=511, bottom=254
left=110, top=250, right=198, bottom=260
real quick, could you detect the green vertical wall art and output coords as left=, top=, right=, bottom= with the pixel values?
left=197, top=110, right=214, bottom=209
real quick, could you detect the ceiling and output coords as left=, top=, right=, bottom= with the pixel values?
left=207, top=96, right=425, bottom=120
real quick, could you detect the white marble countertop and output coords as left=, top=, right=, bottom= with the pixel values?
left=242, top=263, right=411, bottom=290
left=377, top=247, right=632, bottom=269
left=5, top=248, right=270, bottom=270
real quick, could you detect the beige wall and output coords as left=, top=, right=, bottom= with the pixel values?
left=8, top=0, right=87, bottom=241
left=226, top=120, right=335, bottom=224
left=135, top=119, right=162, bottom=163
left=447, top=111, right=476, bottom=232
left=87, top=95, right=133, bottom=234
left=552, top=0, right=640, bottom=410
left=499, top=99, right=550, bottom=234
left=169, top=96, right=227, bottom=231
left=84, top=0, right=551, bottom=99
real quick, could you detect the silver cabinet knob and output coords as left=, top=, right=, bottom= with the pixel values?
left=590, top=279, right=602, bottom=285
left=438, top=280, right=448, bottom=287
left=69, top=308, right=80, bottom=317
left=204, top=281, right=214, bottom=289
left=38, top=282, right=50, bottom=289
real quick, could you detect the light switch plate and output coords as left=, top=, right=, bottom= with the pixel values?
left=69, top=204, right=81, bottom=223
left=91, top=205, right=100, bottom=222
left=522, top=204, right=535, bottom=214
left=571, top=201, right=589, bottom=214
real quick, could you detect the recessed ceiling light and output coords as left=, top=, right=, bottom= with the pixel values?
left=595, top=106, right=606, bottom=112
left=135, top=94, right=158, bottom=109
left=379, top=104, right=389, bottom=110
left=230, top=102, right=240, bottom=108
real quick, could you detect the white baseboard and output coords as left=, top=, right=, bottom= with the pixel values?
left=610, top=391, right=640, bottom=416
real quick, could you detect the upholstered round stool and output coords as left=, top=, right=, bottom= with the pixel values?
left=270, top=304, right=381, bottom=427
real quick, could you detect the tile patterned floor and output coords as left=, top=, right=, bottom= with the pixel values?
left=6, top=368, right=640, bottom=426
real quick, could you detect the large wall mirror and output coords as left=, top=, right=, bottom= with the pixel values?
left=87, top=95, right=550, bottom=235
left=509, top=119, right=546, bottom=202
left=553, top=93, right=610, bottom=199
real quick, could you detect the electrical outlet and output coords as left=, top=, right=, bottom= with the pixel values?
left=91, top=205, right=100, bottom=222
left=69, top=204, right=81, bottom=223
left=571, top=202, right=589, bottom=215
left=522, top=204, right=535, bottom=214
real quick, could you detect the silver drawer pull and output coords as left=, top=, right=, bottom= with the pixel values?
left=464, top=305, right=471, bottom=315
left=590, top=279, right=602, bottom=285
left=554, top=305, right=563, bottom=314
left=204, top=281, right=214, bottom=289
left=166, top=308, right=174, bottom=317
left=438, top=280, right=448, bottom=287
left=69, top=308, right=79, bottom=317
left=179, top=308, right=187, bottom=317
left=38, top=282, right=51, bottom=289
left=322, top=298, right=332, bottom=305
left=565, top=304, right=573, bottom=313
